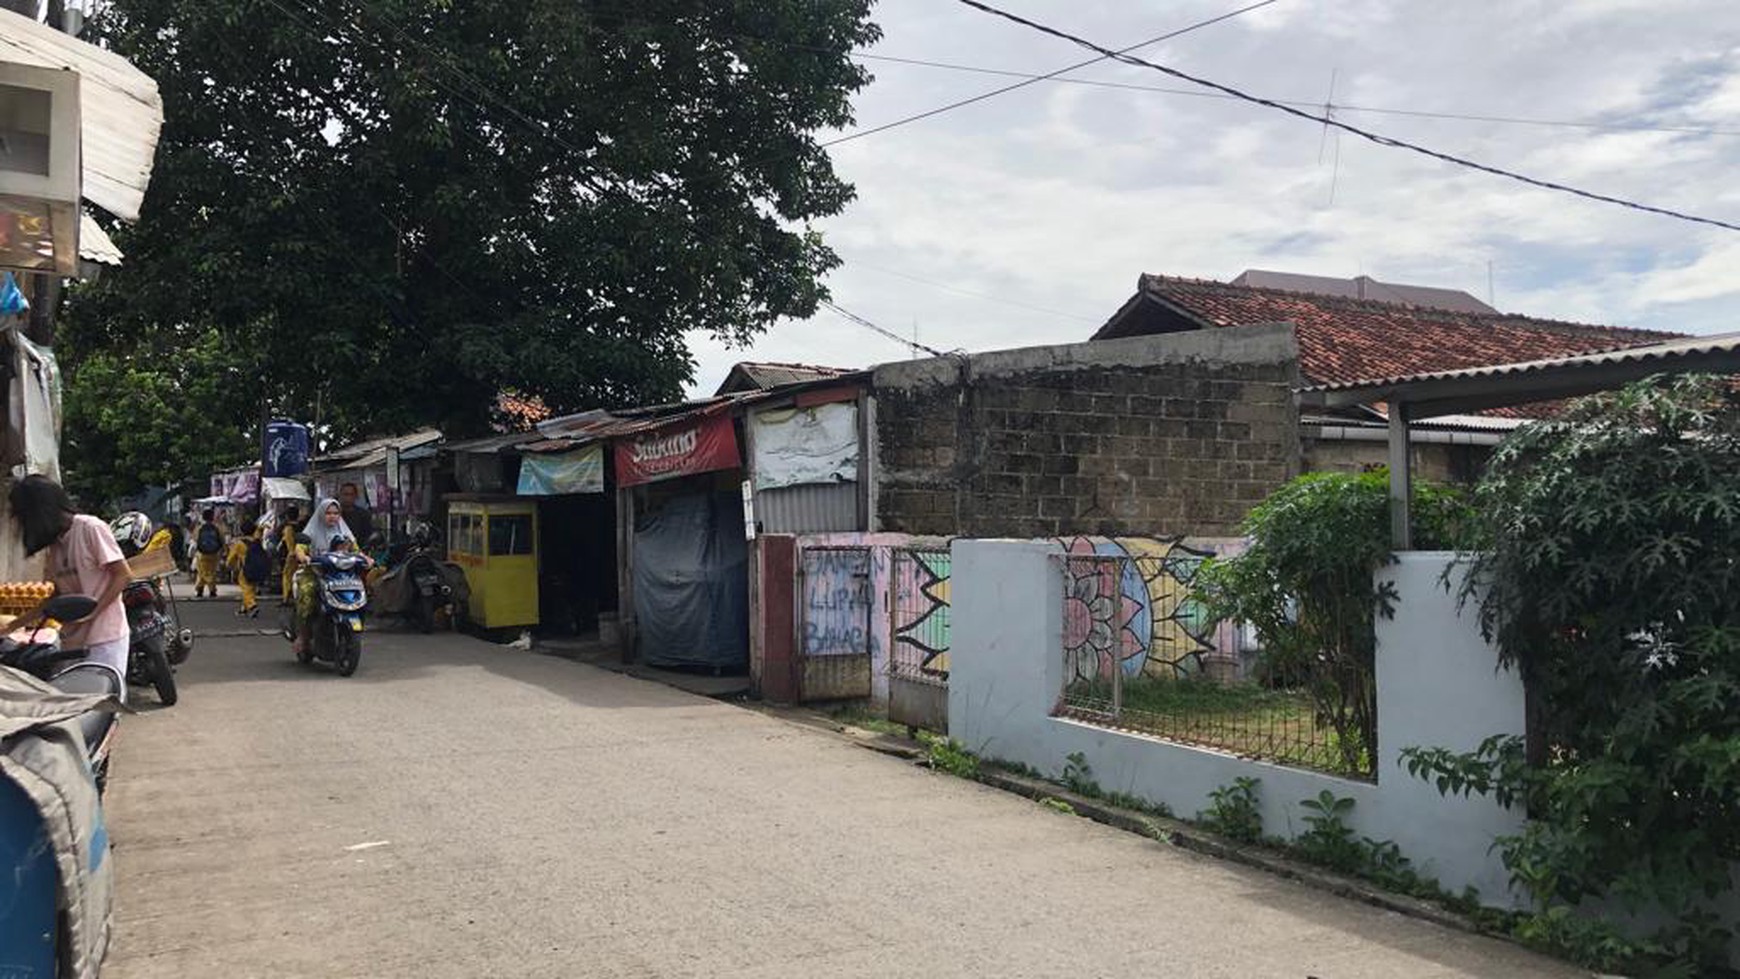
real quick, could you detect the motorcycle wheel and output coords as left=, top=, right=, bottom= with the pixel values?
left=412, top=593, right=436, bottom=634
left=145, top=640, right=178, bottom=706
left=335, top=625, right=361, bottom=677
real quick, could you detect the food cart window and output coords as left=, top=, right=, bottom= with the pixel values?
left=488, top=514, right=534, bottom=556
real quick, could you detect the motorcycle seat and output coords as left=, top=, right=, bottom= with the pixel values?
left=49, top=664, right=121, bottom=752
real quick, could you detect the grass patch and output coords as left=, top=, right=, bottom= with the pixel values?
left=1059, top=674, right=1368, bottom=778
left=825, top=704, right=912, bottom=739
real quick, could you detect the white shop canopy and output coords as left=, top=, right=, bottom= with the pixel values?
left=262, top=477, right=311, bottom=502
left=0, top=7, right=164, bottom=222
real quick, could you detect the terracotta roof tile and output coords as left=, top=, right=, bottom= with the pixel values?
left=1118, top=274, right=1682, bottom=391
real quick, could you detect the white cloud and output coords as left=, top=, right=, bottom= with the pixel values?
left=683, top=0, right=1740, bottom=396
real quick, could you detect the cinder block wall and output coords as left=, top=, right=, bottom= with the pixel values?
left=871, top=324, right=1301, bottom=537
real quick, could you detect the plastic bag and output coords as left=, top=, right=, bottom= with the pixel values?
left=0, top=272, right=28, bottom=316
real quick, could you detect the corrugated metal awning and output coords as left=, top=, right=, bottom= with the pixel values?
left=0, top=8, right=164, bottom=221
left=1299, top=330, right=1740, bottom=419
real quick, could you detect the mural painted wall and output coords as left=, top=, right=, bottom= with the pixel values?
left=1058, top=536, right=1247, bottom=684
left=790, top=533, right=1239, bottom=705
left=891, top=548, right=952, bottom=680
left=797, top=533, right=951, bottom=705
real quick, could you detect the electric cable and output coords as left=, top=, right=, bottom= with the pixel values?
left=820, top=0, right=1278, bottom=151
left=846, top=50, right=1740, bottom=140
left=951, top=0, right=1740, bottom=233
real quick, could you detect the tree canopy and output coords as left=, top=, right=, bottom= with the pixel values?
left=60, top=0, right=878, bottom=502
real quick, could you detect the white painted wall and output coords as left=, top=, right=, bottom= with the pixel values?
left=949, top=542, right=1529, bottom=907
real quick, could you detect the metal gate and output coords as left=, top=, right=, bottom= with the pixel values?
left=796, top=546, right=873, bottom=701
left=888, top=547, right=951, bottom=732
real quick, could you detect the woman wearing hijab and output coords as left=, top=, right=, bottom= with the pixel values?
left=8, top=475, right=133, bottom=693
left=291, top=498, right=363, bottom=655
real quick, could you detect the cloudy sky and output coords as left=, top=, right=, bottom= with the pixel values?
left=683, top=0, right=1740, bottom=396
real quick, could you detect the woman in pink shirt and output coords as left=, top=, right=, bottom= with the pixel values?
left=10, top=475, right=133, bottom=692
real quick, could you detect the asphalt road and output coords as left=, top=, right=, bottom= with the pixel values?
left=101, top=592, right=1581, bottom=978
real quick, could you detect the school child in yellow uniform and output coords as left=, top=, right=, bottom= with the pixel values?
left=225, top=518, right=262, bottom=616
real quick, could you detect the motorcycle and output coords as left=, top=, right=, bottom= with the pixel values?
left=293, top=547, right=370, bottom=676
left=109, top=511, right=194, bottom=665
left=0, top=594, right=119, bottom=792
left=120, top=579, right=178, bottom=706
left=379, top=530, right=462, bottom=633
left=0, top=594, right=119, bottom=979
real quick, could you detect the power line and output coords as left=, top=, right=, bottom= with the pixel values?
left=850, top=261, right=1101, bottom=323
left=952, top=0, right=1740, bottom=234
left=820, top=0, right=1278, bottom=151
left=846, top=50, right=1740, bottom=140
left=820, top=299, right=946, bottom=358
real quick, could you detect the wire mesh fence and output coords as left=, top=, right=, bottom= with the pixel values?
left=1056, top=554, right=1374, bottom=780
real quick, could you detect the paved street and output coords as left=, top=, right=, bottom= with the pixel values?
left=102, top=595, right=1579, bottom=978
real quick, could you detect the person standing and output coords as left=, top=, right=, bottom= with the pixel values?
left=9, top=475, right=132, bottom=694
left=338, top=482, right=375, bottom=544
left=227, top=518, right=268, bottom=617
left=193, top=509, right=225, bottom=598
left=279, top=504, right=302, bottom=604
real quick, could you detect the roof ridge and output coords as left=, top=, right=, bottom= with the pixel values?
left=1140, top=273, right=1678, bottom=339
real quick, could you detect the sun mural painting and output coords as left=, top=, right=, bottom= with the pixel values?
left=1059, top=537, right=1221, bottom=683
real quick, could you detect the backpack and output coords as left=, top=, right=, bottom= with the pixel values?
left=242, top=538, right=271, bottom=584
left=196, top=523, right=223, bottom=555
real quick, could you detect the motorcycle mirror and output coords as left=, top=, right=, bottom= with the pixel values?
left=41, top=594, right=97, bottom=623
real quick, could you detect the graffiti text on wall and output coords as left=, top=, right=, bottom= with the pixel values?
left=801, top=547, right=873, bottom=656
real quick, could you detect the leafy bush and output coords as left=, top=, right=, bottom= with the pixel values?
left=920, top=734, right=980, bottom=779
left=1403, top=376, right=1740, bottom=975
left=1194, top=470, right=1471, bottom=774
left=1200, top=776, right=1263, bottom=843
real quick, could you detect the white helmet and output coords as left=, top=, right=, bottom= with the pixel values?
left=110, top=511, right=154, bottom=553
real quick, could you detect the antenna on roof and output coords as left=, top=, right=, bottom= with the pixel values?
left=1319, top=68, right=1342, bottom=206
left=1487, top=260, right=1497, bottom=308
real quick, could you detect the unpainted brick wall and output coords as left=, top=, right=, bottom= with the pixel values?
left=873, top=333, right=1300, bottom=538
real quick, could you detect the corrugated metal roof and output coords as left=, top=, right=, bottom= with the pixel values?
left=715, top=361, right=854, bottom=396
left=1300, top=331, right=1740, bottom=394
left=0, top=9, right=163, bottom=221
left=314, top=428, right=442, bottom=464
left=78, top=212, right=121, bottom=265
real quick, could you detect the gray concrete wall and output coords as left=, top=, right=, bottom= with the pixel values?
left=949, top=542, right=1528, bottom=907
left=871, top=325, right=1301, bottom=538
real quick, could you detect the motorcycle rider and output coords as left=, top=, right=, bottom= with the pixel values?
left=291, top=499, right=371, bottom=657
left=8, top=475, right=132, bottom=695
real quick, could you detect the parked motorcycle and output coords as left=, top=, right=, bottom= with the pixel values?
left=0, top=594, right=119, bottom=792
left=0, top=594, right=119, bottom=978
left=110, top=511, right=194, bottom=665
left=293, top=545, right=370, bottom=676
left=379, top=529, right=463, bottom=633
left=120, top=579, right=178, bottom=705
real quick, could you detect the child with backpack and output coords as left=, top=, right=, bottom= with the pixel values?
left=193, top=509, right=225, bottom=598
left=227, top=517, right=270, bottom=617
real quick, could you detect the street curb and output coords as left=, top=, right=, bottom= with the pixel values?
left=771, top=712, right=1485, bottom=937
left=970, top=769, right=1483, bottom=937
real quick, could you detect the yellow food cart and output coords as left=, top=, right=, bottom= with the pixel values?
left=445, top=497, right=539, bottom=629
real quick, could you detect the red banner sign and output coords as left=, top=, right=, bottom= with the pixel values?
left=614, top=411, right=740, bottom=487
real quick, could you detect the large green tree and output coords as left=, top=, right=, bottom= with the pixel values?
left=60, top=0, right=877, bottom=501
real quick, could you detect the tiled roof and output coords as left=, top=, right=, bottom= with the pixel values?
left=1098, top=275, right=1682, bottom=395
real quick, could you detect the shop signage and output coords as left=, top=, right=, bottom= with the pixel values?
left=614, top=412, right=739, bottom=487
